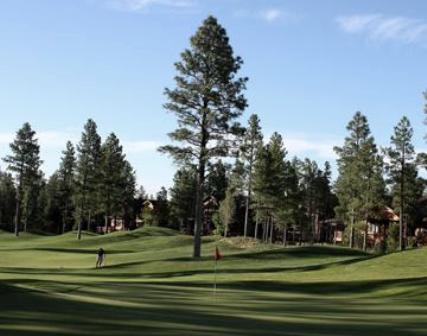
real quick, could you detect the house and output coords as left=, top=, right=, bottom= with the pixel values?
left=317, top=207, right=400, bottom=246
left=317, top=219, right=345, bottom=244
left=96, top=217, right=124, bottom=234
left=366, top=206, right=399, bottom=247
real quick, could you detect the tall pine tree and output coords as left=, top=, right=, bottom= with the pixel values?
left=100, top=133, right=126, bottom=231
left=169, top=166, right=197, bottom=232
left=57, top=141, right=76, bottom=233
left=335, top=112, right=385, bottom=250
left=241, top=114, right=263, bottom=238
left=159, top=16, right=248, bottom=257
left=385, top=116, right=416, bottom=250
left=75, top=119, right=102, bottom=239
left=3, top=123, right=42, bottom=236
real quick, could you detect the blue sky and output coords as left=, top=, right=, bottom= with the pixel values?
left=1, top=0, right=426, bottom=194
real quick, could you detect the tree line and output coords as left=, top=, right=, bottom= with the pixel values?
left=1, top=119, right=137, bottom=238
left=1, top=16, right=426, bottom=258
left=160, top=16, right=426, bottom=256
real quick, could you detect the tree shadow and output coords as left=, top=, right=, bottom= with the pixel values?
left=0, top=280, right=426, bottom=336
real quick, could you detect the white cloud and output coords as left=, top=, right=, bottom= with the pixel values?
left=261, top=9, right=283, bottom=23
left=284, top=134, right=337, bottom=160
left=336, top=14, right=427, bottom=45
left=108, top=0, right=195, bottom=12
left=123, top=140, right=161, bottom=153
left=235, top=8, right=300, bottom=24
left=262, top=132, right=338, bottom=160
left=0, top=131, right=78, bottom=149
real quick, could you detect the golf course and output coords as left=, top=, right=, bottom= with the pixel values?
left=1, top=227, right=427, bottom=336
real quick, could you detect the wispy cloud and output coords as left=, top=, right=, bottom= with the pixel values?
left=262, top=132, right=338, bottom=160
left=235, top=8, right=299, bottom=24
left=285, top=134, right=337, bottom=160
left=108, top=0, right=195, bottom=12
left=260, top=9, right=283, bottom=23
left=0, top=131, right=78, bottom=149
left=123, top=140, right=162, bottom=153
left=336, top=14, right=427, bottom=45
left=0, top=130, right=161, bottom=154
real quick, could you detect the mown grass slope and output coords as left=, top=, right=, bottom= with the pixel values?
left=0, top=227, right=426, bottom=335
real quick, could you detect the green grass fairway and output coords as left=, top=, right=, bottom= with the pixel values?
left=1, top=227, right=427, bottom=335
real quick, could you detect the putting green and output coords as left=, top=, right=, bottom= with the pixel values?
left=0, top=227, right=426, bottom=335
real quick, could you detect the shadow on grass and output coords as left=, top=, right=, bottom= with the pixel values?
left=0, top=280, right=427, bottom=336
left=0, top=254, right=369, bottom=279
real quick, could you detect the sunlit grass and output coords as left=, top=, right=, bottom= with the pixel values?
left=0, top=227, right=426, bottom=335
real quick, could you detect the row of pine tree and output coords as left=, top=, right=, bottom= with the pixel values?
left=1, top=120, right=136, bottom=238
left=1, top=16, right=426, bottom=258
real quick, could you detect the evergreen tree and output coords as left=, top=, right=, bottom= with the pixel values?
left=0, top=171, right=16, bottom=231
left=335, top=112, right=371, bottom=248
left=253, top=144, right=272, bottom=241
left=278, top=159, right=302, bottom=245
left=218, top=187, right=236, bottom=237
left=155, top=186, right=170, bottom=227
left=385, top=116, right=417, bottom=250
left=159, top=16, right=248, bottom=257
left=100, top=133, right=126, bottom=231
left=45, top=173, right=63, bottom=233
left=359, top=137, right=385, bottom=251
left=75, top=119, right=102, bottom=239
left=335, top=112, right=385, bottom=250
left=424, top=90, right=427, bottom=141
left=205, top=160, right=229, bottom=202
left=229, top=158, right=246, bottom=194
left=3, top=123, right=42, bottom=236
left=57, top=141, right=76, bottom=233
left=218, top=157, right=246, bottom=236
left=253, top=133, right=287, bottom=243
left=21, top=170, right=45, bottom=231
left=169, top=166, right=197, bottom=232
left=117, top=160, right=136, bottom=230
left=241, top=114, right=263, bottom=238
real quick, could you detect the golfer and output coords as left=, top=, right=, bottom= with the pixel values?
left=96, top=248, right=105, bottom=268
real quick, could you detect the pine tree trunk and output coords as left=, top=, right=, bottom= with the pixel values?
left=62, top=200, right=68, bottom=234
left=14, top=182, right=21, bottom=237
left=104, top=215, right=108, bottom=234
left=349, top=211, right=354, bottom=249
left=363, top=219, right=368, bottom=252
left=262, top=220, right=266, bottom=242
left=88, top=210, right=92, bottom=232
left=254, top=216, right=259, bottom=240
left=400, top=155, right=405, bottom=251
left=23, top=213, right=27, bottom=233
left=193, top=158, right=206, bottom=258
left=282, top=226, right=287, bottom=246
left=77, top=196, right=84, bottom=240
left=264, top=217, right=269, bottom=243
left=269, top=217, right=274, bottom=244
left=243, top=193, right=250, bottom=238
left=243, top=160, right=253, bottom=238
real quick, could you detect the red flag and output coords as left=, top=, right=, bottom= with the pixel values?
left=214, top=246, right=223, bottom=261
